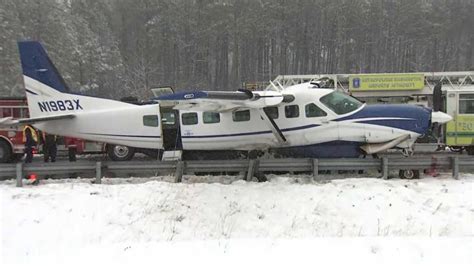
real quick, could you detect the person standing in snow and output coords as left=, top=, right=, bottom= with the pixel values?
left=42, top=132, right=58, bottom=163
left=22, top=124, right=37, bottom=163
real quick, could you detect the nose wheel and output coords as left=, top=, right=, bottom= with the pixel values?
left=399, top=147, right=419, bottom=179
left=399, top=169, right=420, bottom=179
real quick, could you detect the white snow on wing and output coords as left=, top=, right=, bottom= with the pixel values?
left=162, top=90, right=284, bottom=112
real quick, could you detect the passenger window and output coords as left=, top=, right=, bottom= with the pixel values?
left=182, top=113, right=198, bottom=125
left=143, top=115, right=159, bottom=127
left=203, top=112, right=220, bottom=123
left=263, top=106, right=279, bottom=119
left=459, top=94, right=474, bottom=114
left=161, top=112, right=176, bottom=125
left=285, top=105, right=299, bottom=118
left=233, top=110, right=250, bottom=122
left=305, top=103, right=327, bottom=117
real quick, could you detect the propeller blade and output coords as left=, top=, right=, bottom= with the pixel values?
left=433, top=83, right=442, bottom=112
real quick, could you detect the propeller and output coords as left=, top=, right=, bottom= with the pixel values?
left=431, top=82, right=443, bottom=142
left=432, top=82, right=442, bottom=112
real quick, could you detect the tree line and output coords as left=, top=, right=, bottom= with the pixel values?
left=0, top=0, right=473, bottom=98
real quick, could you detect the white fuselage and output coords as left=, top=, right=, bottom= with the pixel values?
left=27, top=79, right=421, bottom=152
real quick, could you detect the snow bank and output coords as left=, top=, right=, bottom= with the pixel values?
left=1, top=173, right=473, bottom=265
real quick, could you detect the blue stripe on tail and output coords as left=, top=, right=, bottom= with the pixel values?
left=18, top=41, right=70, bottom=93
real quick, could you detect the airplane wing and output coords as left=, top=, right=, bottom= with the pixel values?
left=154, top=90, right=286, bottom=112
left=0, top=114, right=75, bottom=128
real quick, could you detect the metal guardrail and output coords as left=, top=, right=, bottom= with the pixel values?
left=1, top=156, right=473, bottom=187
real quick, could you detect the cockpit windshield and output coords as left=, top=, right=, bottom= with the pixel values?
left=320, top=91, right=363, bottom=115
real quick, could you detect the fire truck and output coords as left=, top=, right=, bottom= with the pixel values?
left=0, top=97, right=105, bottom=163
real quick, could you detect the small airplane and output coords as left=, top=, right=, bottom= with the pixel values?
left=2, top=41, right=452, bottom=161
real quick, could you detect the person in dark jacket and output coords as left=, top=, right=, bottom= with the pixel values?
left=67, top=138, right=78, bottom=162
left=43, top=133, right=58, bottom=163
left=23, top=125, right=37, bottom=163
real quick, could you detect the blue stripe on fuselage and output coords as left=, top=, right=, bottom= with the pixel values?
left=182, top=105, right=431, bottom=139
left=336, top=104, right=431, bottom=134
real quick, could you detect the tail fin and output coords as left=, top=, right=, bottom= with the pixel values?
left=18, top=41, right=70, bottom=94
left=17, top=41, right=131, bottom=118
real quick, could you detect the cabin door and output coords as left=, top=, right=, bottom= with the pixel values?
left=160, top=107, right=182, bottom=150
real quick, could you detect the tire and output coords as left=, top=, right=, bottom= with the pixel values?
left=0, top=141, right=12, bottom=163
left=107, top=144, right=135, bottom=161
left=466, top=146, right=474, bottom=156
left=449, top=146, right=463, bottom=153
left=399, top=169, right=420, bottom=179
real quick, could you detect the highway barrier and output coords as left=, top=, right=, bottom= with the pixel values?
left=1, top=155, right=473, bottom=187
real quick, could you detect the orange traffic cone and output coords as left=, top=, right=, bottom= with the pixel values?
left=28, top=174, right=39, bottom=185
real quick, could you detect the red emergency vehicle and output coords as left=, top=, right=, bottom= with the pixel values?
left=0, top=97, right=105, bottom=163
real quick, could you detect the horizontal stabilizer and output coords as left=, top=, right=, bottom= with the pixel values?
left=19, top=114, right=75, bottom=124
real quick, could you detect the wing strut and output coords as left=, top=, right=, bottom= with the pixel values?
left=258, top=109, right=286, bottom=143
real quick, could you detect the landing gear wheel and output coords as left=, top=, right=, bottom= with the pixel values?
left=399, top=170, right=420, bottom=179
left=107, top=145, right=135, bottom=161
left=449, top=146, right=463, bottom=153
left=0, top=141, right=12, bottom=163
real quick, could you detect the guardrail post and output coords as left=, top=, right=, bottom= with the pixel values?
left=381, top=157, right=389, bottom=180
left=246, top=159, right=258, bottom=181
left=95, top=162, right=102, bottom=184
left=16, top=163, right=23, bottom=187
left=175, top=161, right=185, bottom=183
left=312, top=159, right=319, bottom=181
left=451, top=156, right=459, bottom=180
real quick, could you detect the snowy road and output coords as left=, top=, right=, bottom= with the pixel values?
left=1, top=173, right=473, bottom=265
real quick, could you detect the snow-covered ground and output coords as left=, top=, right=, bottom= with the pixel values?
left=1, top=173, right=473, bottom=266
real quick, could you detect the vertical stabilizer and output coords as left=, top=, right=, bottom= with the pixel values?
left=17, top=41, right=131, bottom=118
left=18, top=41, right=70, bottom=94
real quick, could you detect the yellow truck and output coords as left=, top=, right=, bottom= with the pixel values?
left=445, top=87, right=474, bottom=155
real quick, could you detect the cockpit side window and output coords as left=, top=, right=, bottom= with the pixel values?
left=320, top=91, right=362, bottom=115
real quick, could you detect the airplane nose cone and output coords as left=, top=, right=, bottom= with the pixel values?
left=431, top=111, right=452, bottom=124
